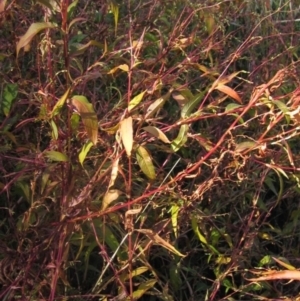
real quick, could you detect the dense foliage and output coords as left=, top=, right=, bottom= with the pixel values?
left=1, top=0, right=300, bottom=300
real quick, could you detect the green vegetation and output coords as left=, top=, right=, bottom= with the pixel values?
left=2, top=0, right=300, bottom=300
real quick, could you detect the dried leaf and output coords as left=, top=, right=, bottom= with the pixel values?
left=247, top=270, right=300, bottom=282
left=120, top=117, right=133, bottom=157
left=101, top=189, right=123, bottom=211
left=272, top=257, right=296, bottom=271
left=145, top=91, right=171, bottom=119
left=235, top=141, right=258, bottom=153
left=136, top=229, right=185, bottom=257
left=17, top=22, right=56, bottom=58
left=0, top=0, right=7, bottom=12
left=71, top=95, right=98, bottom=145
left=108, top=158, right=119, bottom=188
left=215, top=84, right=242, bottom=104
left=136, top=145, right=156, bottom=180
left=143, top=126, right=171, bottom=143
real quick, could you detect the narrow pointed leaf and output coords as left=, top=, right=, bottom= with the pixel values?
left=44, top=151, right=69, bottom=162
left=108, top=158, right=119, bottom=188
left=110, top=1, right=119, bottom=35
left=215, top=84, right=242, bottom=104
left=143, top=126, right=171, bottom=143
left=51, top=88, right=70, bottom=117
left=127, top=279, right=157, bottom=300
left=107, top=64, right=129, bottom=74
left=171, top=204, right=180, bottom=238
left=272, top=257, right=296, bottom=270
left=136, top=229, right=185, bottom=257
left=79, top=141, right=93, bottom=166
left=145, top=91, right=171, bottom=119
left=17, top=22, right=56, bottom=58
left=181, top=89, right=208, bottom=118
left=136, top=145, right=156, bottom=180
left=171, top=124, right=188, bottom=152
left=71, top=95, right=98, bottom=145
left=70, top=40, right=104, bottom=57
left=101, top=189, right=123, bottom=211
left=120, top=117, right=133, bottom=156
left=128, top=91, right=146, bottom=112
left=2, top=83, right=18, bottom=116
left=247, top=270, right=300, bottom=282
left=50, top=119, right=58, bottom=140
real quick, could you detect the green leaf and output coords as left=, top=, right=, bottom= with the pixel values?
left=70, top=39, right=104, bottom=57
left=109, top=0, right=119, bottom=35
left=16, top=22, right=56, bottom=58
left=94, top=220, right=128, bottom=261
left=51, top=88, right=70, bottom=118
left=171, top=124, right=188, bottom=152
left=71, top=95, right=98, bottom=145
left=67, top=0, right=78, bottom=19
left=169, top=264, right=182, bottom=290
left=181, top=89, right=208, bottom=118
left=50, top=119, right=58, bottom=140
left=273, top=99, right=289, bottom=114
left=70, top=113, right=80, bottom=132
left=171, top=204, right=180, bottom=238
left=36, top=0, right=60, bottom=11
left=79, top=141, right=93, bottom=166
left=126, top=279, right=157, bottom=300
left=143, top=126, right=171, bottom=143
left=191, top=215, right=208, bottom=244
left=225, top=103, right=243, bottom=112
left=2, top=83, right=18, bottom=116
left=44, top=151, right=69, bottom=162
left=136, top=145, right=156, bottom=180
left=128, top=91, right=146, bottom=112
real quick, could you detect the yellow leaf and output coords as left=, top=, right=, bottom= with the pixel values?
left=78, top=141, right=93, bottom=166
left=143, top=126, right=171, bottom=143
left=51, top=88, right=70, bottom=117
left=120, top=117, right=133, bottom=156
left=101, top=189, right=123, bottom=211
left=136, top=145, right=156, bottom=180
left=17, top=22, right=56, bottom=58
left=128, top=91, right=146, bottom=112
left=71, top=95, right=98, bottom=145
left=107, top=64, right=129, bottom=74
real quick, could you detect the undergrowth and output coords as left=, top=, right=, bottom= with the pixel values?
left=1, top=0, right=300, bottom=300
